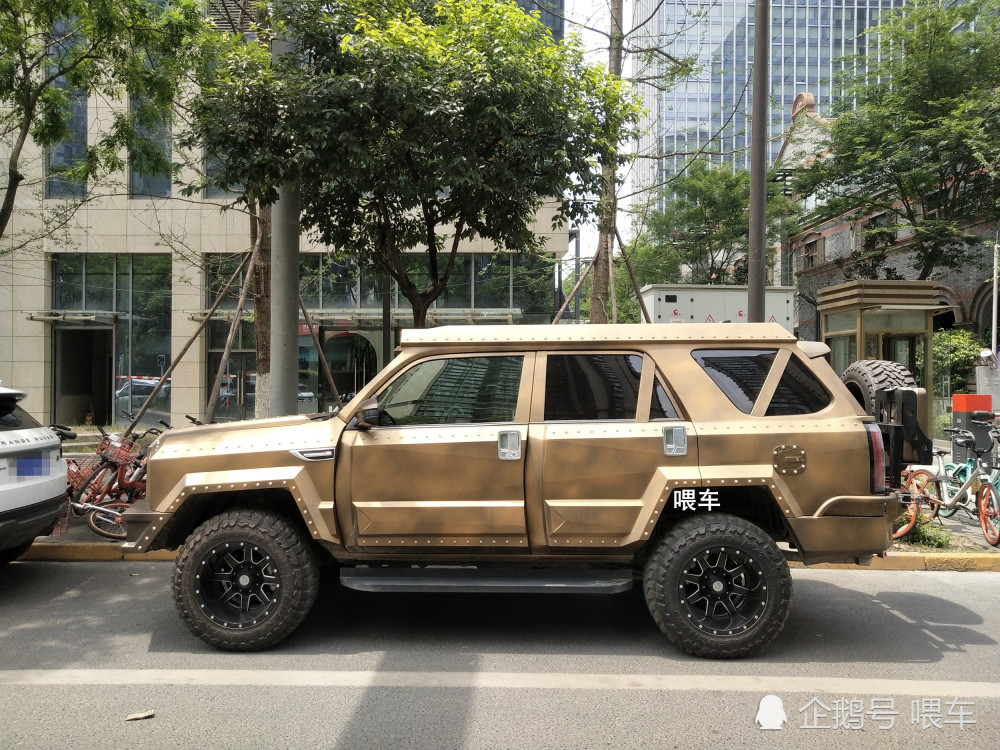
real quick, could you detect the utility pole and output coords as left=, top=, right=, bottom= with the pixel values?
left=747, top=0, right=770, bottom=322
left=269, top=31, right=300, bottom=417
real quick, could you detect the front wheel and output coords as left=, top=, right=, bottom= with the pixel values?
left=977, top=485, right=1000, bottom=547
left=172, top=509, right=320, bottom=651
left=903, top=470, right=939, bottom=522
left=642, top=514, right=792, bottom=659
left=86, top=501, right=131, bottom=540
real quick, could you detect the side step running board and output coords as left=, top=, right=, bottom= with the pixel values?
left=340, top=567, right=634, bottom=594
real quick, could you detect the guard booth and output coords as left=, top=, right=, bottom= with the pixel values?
left=817, top=280, right=947, bottom=430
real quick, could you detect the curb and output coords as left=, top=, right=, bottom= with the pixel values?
left=22, top=542, right=1000, bottom=570
left=791, top=551, right=1000, bottom=572
left=22, top=543, right=176, bottom=563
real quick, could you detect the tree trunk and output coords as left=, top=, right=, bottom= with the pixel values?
left=589, top=0, right=624, bottom=325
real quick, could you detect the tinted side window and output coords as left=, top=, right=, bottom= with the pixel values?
left=692, top=349, right=777, bottom=414
left=544, top=354, right=642, bottom=421
left=650, top=377, right=679, bottom=419
left=377, top=356, right=522, bottom=426
left=765, top=355, right=833, bottom=415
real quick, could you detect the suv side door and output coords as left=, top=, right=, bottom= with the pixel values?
left=338, top=353, right=534, bottom=549
left=525, top=351, right=699, bottom=551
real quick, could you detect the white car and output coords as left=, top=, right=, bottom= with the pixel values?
left=0, top=386, right=69, bottom=565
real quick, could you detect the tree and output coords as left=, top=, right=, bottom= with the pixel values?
left=0, top=0, right=209, bottom=251
left=792, top=0, right=1000, bottom=280
left=562, top=232, right=682, bottom=323
left=183, top=0, right=640, bottom=327
left=647, top=160, right=797, bottom=284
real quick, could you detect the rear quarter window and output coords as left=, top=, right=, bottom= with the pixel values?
left=692, top=350, right=776, bottom=414
left=692, top=349, right=832, bottom=416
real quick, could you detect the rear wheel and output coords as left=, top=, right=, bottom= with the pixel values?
left=643, top=514, right=792, bottom=659
left=977, top=484, right=1000, bottom=546
left=892, top=496, right=924, bottom=539
left=72, top=462, right=119, bottom=511
left=172, top=509, right=320, bottom=651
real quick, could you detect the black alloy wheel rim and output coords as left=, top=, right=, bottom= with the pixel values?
left=678, top=545, right=768, bottom=636
left=195, top=541, right=281, bottom=629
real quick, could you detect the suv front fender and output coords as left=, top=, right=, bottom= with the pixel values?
left=123, top=464, right=338, bottom=553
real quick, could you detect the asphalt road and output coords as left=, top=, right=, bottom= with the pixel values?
left=1, top=562, right=998, bottom=750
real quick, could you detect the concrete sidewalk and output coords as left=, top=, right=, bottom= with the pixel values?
left=21, top=505, right=1000, bottom=570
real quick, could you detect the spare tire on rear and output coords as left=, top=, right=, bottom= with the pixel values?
left=840, top=359, right=917, bottom=417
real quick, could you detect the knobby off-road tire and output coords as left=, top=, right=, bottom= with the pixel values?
left=840, top=359, right=917, bottom=417
left=643, top=514, right=792, bottom=659
left=172, top=509, right=320, bottom=651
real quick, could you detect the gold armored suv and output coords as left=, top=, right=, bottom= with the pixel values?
left=124, top=323, right=900, bottom=658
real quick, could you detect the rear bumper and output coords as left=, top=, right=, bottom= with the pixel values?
left=0, top=494, right=66, bottom=552
left=787, top=493, right=901, bottom=565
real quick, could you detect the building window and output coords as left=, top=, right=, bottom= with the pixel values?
left=798, top=235, right=823, bottom=272
left=129, top=96, right=172, bottom=198
left=45, top=19, right=87, bottom=199
left=204, top=152, right=241, bottom=199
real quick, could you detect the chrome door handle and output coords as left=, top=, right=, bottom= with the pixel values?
left=498, top=430, right=521, bottom=461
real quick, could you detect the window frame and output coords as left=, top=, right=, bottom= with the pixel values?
left=370, top=353, right=531, bottom=428
left=533, top=351, right=681, bottom=424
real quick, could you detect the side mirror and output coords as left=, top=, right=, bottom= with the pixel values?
left=355, top=397, right=380, bottom=430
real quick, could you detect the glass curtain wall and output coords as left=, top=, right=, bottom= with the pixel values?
left=632, top=0, right=905, bottom=202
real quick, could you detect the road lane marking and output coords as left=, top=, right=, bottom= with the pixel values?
left=2, top=669, right=999, bottom=697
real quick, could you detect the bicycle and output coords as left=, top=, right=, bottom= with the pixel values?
left=904, top=413, right=1000, bottom=547
left=71, top=421, right=162, bottom=539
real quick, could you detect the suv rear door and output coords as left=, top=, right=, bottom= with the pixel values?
left=526, top=351, right=699, bottom=550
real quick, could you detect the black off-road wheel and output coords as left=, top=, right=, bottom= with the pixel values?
left=841, top=359, right=917, bottom=416
left=643, top=514, right=792, bottom=659
left=172, top=509, right=320, bottom=651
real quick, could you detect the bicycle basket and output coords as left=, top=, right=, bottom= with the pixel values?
left=67, top=455, right=102, bottom=492
left=97, top=435, right=140, bottom=465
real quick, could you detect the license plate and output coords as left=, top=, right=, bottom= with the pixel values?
left=14, top=451, right=49, bottom=477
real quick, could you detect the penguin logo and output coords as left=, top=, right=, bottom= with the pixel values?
left=755, top=694, right=787, bottom=730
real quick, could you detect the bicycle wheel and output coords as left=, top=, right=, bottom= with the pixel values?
left=977, top=484, right=1000, bottom=547
left=892, top=496, right=924, bottom=540
left=904, top=470, right=940, bottom=522
left=72, top=461, right=120, bottom=509
left=938, top=467, right=968, bottom=518
left=86, top=501, right=131, bottom=540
